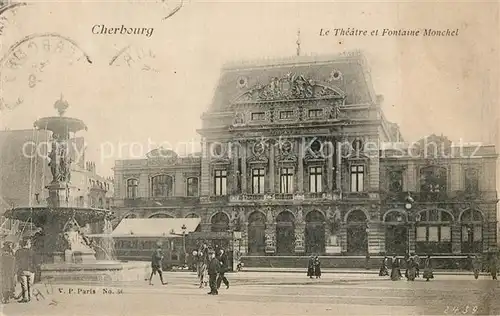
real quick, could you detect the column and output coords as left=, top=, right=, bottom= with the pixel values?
left=239, top=222, right=248, bottom=255
left=241, top=142, right=247, bottom=194
left=139, top=173, right=149, bottom=197
left=298, top=138, right=304, bottom=192
left=200, top=141, right=211, bottom=197
left=327, top=139, right=334, bottom=191
left=408, top=224, right=416, bottom=254
left=269, top=141, right=275, bottom=193
left=265, top=223, right=276, bottom=254
left=335, top=140, right=341, bottom=190
left=174, top=170, right=184, bottom=196
left=294, top=223, right=305, bottom=253
left=451, top=223, right=461, bottom=254
left=232, top=144, right=239, bottom=194
left=340, top=225, right=347, bottom=253
left=369, top=222, right=385, bottom=254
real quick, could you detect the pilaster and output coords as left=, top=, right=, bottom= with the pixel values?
left=327, top=141, right=334, bottom=191
left=139, top=173, right=149, bottom=198
left=369, top=222, right=385, bottom=254
left=294, top=223, right=305, bottom=253
left=269, top=142, right=275, bottom=193
left=200, top=142, right=211, bottom=197
left=239, top=222, right=248, bottom=255
left=174, top=170, right=184, bottom=196
left=335, top=142, right=341, bottom=190
left=265, top=223, right=276, bottom=254
left=298, top=139, right=304, bottom=192
left=340, top=225, right=347, bottom=253
left=241, top=142, right=247, bottom=194
left=451, top=223, right=461, bottom=254
left=408, top=224, right=415, bottom=254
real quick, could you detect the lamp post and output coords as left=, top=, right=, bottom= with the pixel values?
left=404, top=193, right=414, bottom=256
left=181, top=224, right=187, bottom=266
left=467, top=226, right=473, bottom=254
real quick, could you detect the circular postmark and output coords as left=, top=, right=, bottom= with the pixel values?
left=0, top=33, right=92, bottom=112
left=109, top=45, right=159, bottom=72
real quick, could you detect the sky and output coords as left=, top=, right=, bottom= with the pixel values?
left=0, top=1, right=498, bottom=177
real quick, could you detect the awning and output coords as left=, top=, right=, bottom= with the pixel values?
left=92, top=218, right=201, bottom=238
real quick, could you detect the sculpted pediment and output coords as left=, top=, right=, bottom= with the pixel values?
left=232, top=73, right=345, bottom=104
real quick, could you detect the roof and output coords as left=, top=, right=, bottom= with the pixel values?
left=208, top=51, right=377, bottom=112
left=108, top=218, right=201, bottom=238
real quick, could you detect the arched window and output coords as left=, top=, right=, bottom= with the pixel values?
left=98, top=197, right=103, bottom=208
left=151, top=175, right=173, bottom=197
left=186, top=177, right=199, bottom=197
left=460, top=209, right=483, bottom=253
left=185, top=213, right=199, bottom=218
left=415, top=209, right=452, bottom=254
left=420, top=166, right=447, bottom=201
left=126, top=179, right=138, bottom=199
left=211, top=212, right=229, bottom=232
left=384, top=210, right=408, bottom=255
left=124, top=213, right=137, bottom=219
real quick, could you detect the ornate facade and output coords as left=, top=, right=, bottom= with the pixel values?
left=113, top=52, right=498, bottom=257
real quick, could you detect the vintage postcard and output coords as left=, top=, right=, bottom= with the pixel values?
left=0, top=1, right=499, bottom=315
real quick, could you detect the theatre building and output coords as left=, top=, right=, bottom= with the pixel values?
left=112, top=52, right=498, bottom=268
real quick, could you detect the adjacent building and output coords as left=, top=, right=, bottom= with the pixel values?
left=112, top=52, right=498, bottom=263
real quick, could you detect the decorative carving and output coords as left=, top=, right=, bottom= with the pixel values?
left=265, top=231, right=276, bottom=248
left=327, top=206, right=342, bottom=234
left=236, top=76, right=248, bottom=89
left=328, top=70, right=343, bottom=82
left=233, top=73, right=345, bottom=103
left=233, top=112, right=245, bottom=125
left=296, top=206, right=304, bottom=223
left=147, top=147, right=177, bottom=165
left=266, top=207, right=274, bottom=223
left=412, top=134, right=452, bottom=158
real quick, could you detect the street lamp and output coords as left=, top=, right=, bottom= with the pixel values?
left=181, top=224, right=187, bottom=266
left=467, top=226, right=473, bottom=254
left=404, top=193, right=414, bottom=256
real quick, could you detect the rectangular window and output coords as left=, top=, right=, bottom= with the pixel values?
left=416, top=226, right=427, bottom=241
left=441, top=226, right=451, bottom=241
left=252, top=168, right=265, bottom=194
left=280, top=167, right=294, bottom=193
left=251, top=112, right=266, bottom=121
left=214, top=170, right=227, bottom=196
left=473, top=226, right=482, bottom=241
left=350, top=165, right=364, bottom=192
left=279, top=111, right=294, bottom=119
left=308, top=109, right=323, bottom=118
left=309, top=166, right=323, bottom=193
left=428, top=226, right=439, bottom=242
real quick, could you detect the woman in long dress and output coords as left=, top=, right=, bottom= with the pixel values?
left=406, top=258, right=417, bottom=281
left=390, top=256, right=401, bottom=281
left=422, top=255, right=434, bottom=281
left=472, top=255, right=481, bottom=280
left=314, top=256, right=321, bottom=279
left=379, top=257, right=389, bottom=277
left=307, top=256, right=315, bottom=279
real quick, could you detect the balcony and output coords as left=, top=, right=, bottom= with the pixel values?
left=122, top=196, right=199, bottom=207
left=226, top=191, right=342, bottom=203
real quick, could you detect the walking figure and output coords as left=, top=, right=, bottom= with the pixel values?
left=390, top=255, right=401, bottom=281
left=148, top=242, right=167, bottom=285
left=406, top=257, right=417, bottom=281
left=207, top=250, right=220, bottom=295
left=216, top=249, right=230, bottom=289
left=489, top=254, right=498, bottom=280
left=422, top=255, right=434, bottom=281
left=472, top=255, right=481, bottom=280
left=413, top=253, right=420, bottom=278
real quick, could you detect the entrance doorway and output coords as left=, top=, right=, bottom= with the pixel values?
left=276, top=211, right=295, bottom=255
left=247, top=211, right=266, bottom=255
left=305, top=210, right=325, bottom=254
left=385, top=225, right=408, bottom=255
left=346, top=210, right=368, bottom=255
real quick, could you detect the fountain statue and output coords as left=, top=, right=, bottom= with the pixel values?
left=4, top=96, right=147, bottom=282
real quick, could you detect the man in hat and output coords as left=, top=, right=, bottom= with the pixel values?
left=216, top=249, right=230, bottom=290
left=149, top=242, right=167, bottom=285
left=14, top=238, right=36, bottom=302
left=207, top=250, right=220, bottom=295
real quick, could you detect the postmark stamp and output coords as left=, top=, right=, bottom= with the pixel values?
left=0, top=33, right=93, bottom=112
left=109, top=45, right=159, bottom=73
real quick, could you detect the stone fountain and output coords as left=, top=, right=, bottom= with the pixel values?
left=4, top=97, right=148, bottom=283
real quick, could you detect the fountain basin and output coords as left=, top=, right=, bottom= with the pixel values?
left=40, top=260, right=149, bottom=284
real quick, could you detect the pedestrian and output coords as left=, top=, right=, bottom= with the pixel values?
left=412, top=253, right=420, bottom=278
left=422, top=255, right=434, bottom=281
left=489, top=254, right=498, bottom=280
left=406, top=257, right=417, bottom=281
left=306, top=255, right=314, bottom=278
left=403, top=254, right=410, bottom=279
left=314, top=256, right=321, bottom=279
left=207, top=250, right=220, bottom=295
left=216, top=249, right=230, bottom=289
left=379, top=256, right=389, bottom=277
left=390, top=255, right=401, bottom=281
left=148, top=242, right=167, bottom=286
left=14, top=238, right=36, bottom=303
left=1, top=241, right=17, bottom=303
left=472, top=255, right=481, bottom=280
